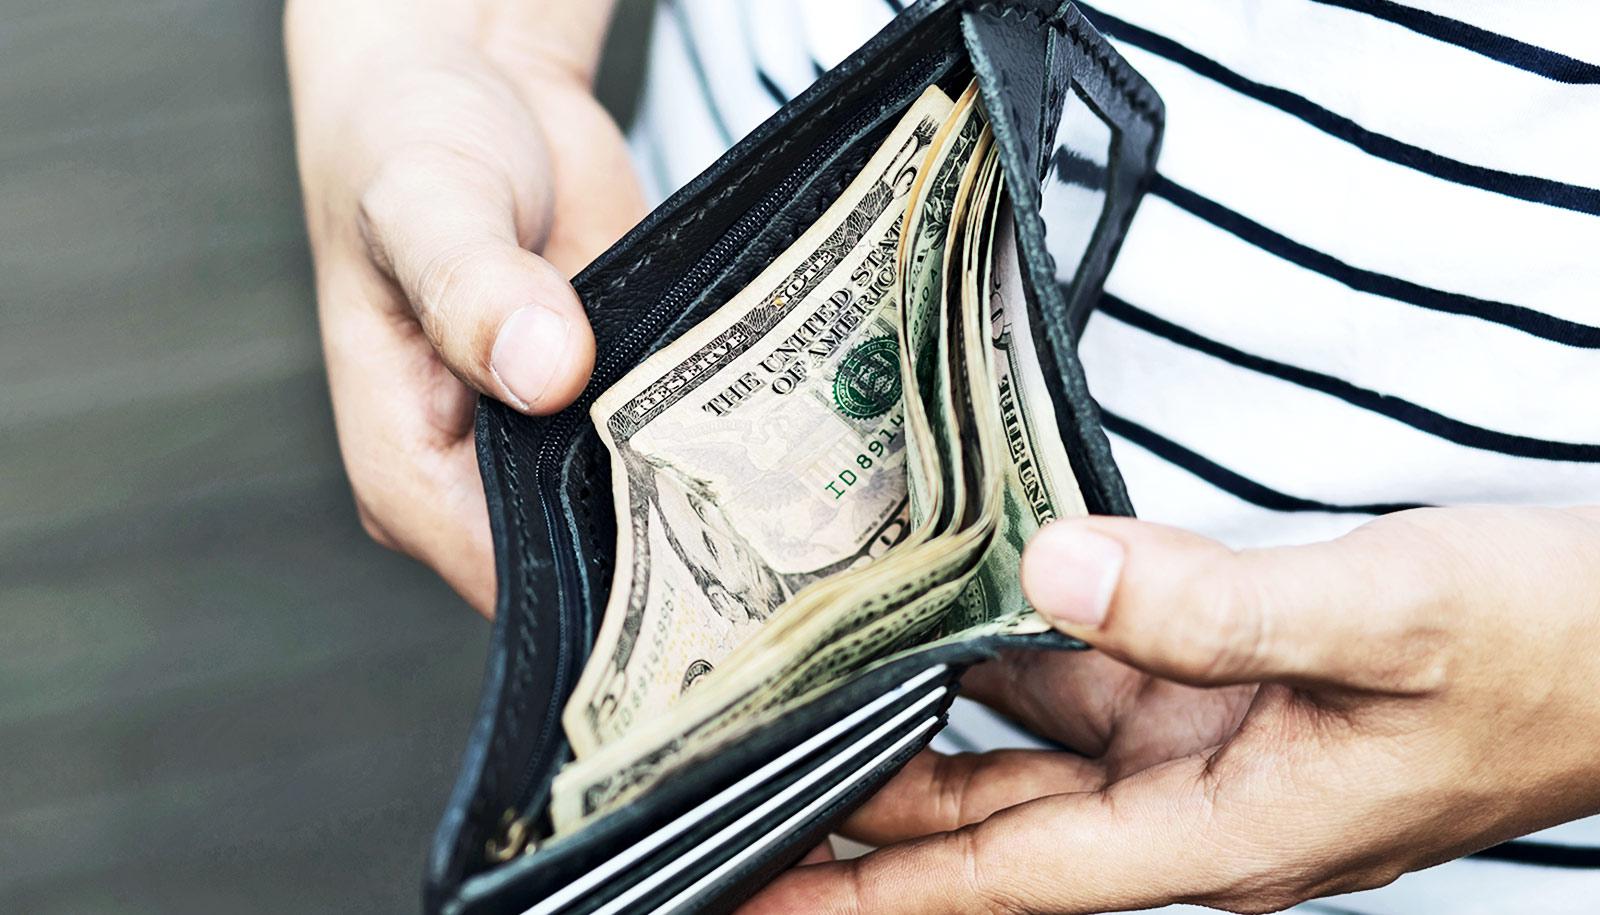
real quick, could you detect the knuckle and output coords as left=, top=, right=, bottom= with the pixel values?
left=1165, top=562, right=1270, bottom=681
left=1342, top=515, right=1460, bottom=693
left=356, top=153, right=429, bottom=245
left=1362, top=863, right=1408, bottom=893
left=355, top=148, right=466, bottom=271
left=930, top=753, right=982, bottom=830
left=1319, top=862, right=1407, bottom=898
left=357, top=511, right=398, bottom=552
left=956, top=827, right=1031, bottom=915
left=930, top=754, right=966, bottom=829
left=356, top=509, right=398, bottom=552
left=410, top=241, right=493, bottom=332
left=1201, top=862, right=1309, bottom=915
left=1386, top=635, right=1453, bottom=694
left=1380, top=585, right=1455, bottom=694
left=1217, top=572, right=1273, bottom=677
left=350, top=490, right=400, bottom=552
left=1218, top=896, right=1299, bottom=915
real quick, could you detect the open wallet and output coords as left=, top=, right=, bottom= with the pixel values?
left=425, top=2, right=1163, bottom=913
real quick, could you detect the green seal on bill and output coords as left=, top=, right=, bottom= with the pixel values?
left=833, top=336, right=902, bottom=419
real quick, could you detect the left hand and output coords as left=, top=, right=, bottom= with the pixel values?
left=286, top=0, right=643, bottom=614
left=741, top=505, right=1600, bottom=914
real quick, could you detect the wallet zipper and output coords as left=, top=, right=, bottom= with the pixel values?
left=591, top=45, right=957, bottom=387
left=490, top=43, right=960, bottom=862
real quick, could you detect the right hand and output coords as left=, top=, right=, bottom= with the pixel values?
left=749, top=510, right=1600, bottom=913
left=285, top=0, right=645, bottom=612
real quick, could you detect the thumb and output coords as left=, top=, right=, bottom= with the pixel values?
left=1019, top=515, right=1447, bottom=692
left=358, top=150, right=595, bottom=414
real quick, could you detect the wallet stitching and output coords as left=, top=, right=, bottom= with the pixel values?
left=489, top=422, right=543, bottom=811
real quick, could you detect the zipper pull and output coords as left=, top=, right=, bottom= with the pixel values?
left=486, top=808, right=539, bottom=862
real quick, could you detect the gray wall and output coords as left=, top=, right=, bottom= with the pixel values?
left=1, top=2, right=651, bottom=911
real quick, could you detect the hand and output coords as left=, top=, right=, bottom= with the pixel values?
left=285, top=0, right=644, bottom=612
left=743, top=506, right=1600, bottom=914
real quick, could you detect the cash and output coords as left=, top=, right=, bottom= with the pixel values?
left=550, top=81, right=1087, bottom=831
left=562, top=88, right=952, bottom=757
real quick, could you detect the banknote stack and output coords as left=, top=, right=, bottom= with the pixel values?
left=547, top=82, right=1087, bottom=833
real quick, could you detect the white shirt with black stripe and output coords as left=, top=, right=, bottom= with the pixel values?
left=628, top=1, right=1600, bottom=910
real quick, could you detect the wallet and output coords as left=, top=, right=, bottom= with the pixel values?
left=425, top=2, right=1163, bottom=912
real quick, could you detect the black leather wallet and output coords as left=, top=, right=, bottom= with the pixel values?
left=426, top=3, right=1162, bottom=913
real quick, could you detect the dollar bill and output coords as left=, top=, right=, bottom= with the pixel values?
left=560, top=87, right=956, bottom=758
left=550, top=96, right=1006, bottom=831
left=986, top=193, right=1088, bottom=526
left=896, top=81, right=985, bottom=535
left=933, top=148, right=1088, bottom=640
left=549, top=84, right=1095, bottom=835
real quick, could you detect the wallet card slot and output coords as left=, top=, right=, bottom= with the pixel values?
left=519, top=666, right=949, bottom=915
left=575, top=689, right=950, bottom=915
left=445, top=660, right=962, bottom=915
left=480, top=638, right=1062, bottom=915
left=649, top=717, right=943, bottom=915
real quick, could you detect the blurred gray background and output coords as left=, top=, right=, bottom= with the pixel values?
left=1, top=2, right=652, bottom=911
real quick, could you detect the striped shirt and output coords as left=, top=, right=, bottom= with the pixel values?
left=628, top=1, right=1600, bottom=910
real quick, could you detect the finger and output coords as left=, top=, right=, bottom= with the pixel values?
left=740, top=755, right=1236, bottom=915
left=958, top=648, right=1142, bottom=752
left=798, top=839, right=836, bottom=866
left=839, top=749, right=1107, bottom=846
left=321, top=266, right=497, bottom=614
left=528, top=91, right=650, bottom=276
left=1019, top=515, right=1450, bottom=693
left=358, top=147, right=594, bottom=414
